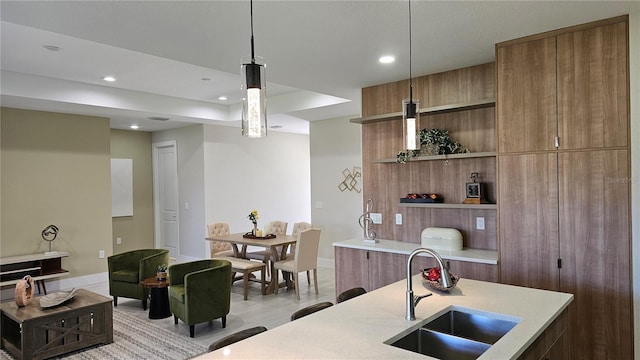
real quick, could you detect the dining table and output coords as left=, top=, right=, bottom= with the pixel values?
left=205, top=232, right=298, bottom=294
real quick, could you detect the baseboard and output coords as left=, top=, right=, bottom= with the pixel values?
left=318, top=257, right=335, bottom=269
left=0, top=272, right=108, bottom=301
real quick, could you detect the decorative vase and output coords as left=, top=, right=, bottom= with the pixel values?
left=156, top=271, right=167, bottom=281
left=420, top=143, right=438, bottom=156
left=253, top=223, right=258, bottom=236
left=14, top=275, right=34, bottom=307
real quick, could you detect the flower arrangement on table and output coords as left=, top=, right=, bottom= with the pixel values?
left=248, top=209, right=259, bottom=234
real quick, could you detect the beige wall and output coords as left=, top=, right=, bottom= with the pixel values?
left=0, top=108, right=112, bottom=277
left=110, top=129, right=154, bottom=254
left=310, top=116, right=362, bottom=262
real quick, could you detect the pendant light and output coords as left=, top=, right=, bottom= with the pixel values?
left=402, top=0, right=419, bottom=150
left=241, top=0, right=267, bottom=138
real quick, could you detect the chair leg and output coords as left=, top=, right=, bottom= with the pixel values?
left=307, top=270, right=311, bottom=285
left=189, top=325, right=195, bottom=338
left=294, top=273, right=300, bottom=300
left=274, top=267, right=280, bottom=294
left=142, top=298, right=147, bottom=310
left=260, top=267, right=266, bottom=295
left=174, top=315, right=178, bottom=324
left=222, top=315, right=227, bottom=328
left=113, top=296, right=118, bottom=306
left=243, top=270, right=249, bottom=300
left=313, top=268, right=318, bottom=294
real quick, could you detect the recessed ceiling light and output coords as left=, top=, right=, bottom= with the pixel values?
left=43, top=45, right=62, bottom=52
left=102, top=76, right=116, bottom=82
left=129, top=124, right=139, bottom=130
left=202, top=77, right=211, bottom=81
left=379, top=55, right=395, bottom=64
left=218, top=96, right=228, bottom=101
left=270, top=125, right=283, bottom=129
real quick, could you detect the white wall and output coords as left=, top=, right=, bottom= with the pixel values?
left=630, top=9, right=640, bottom=359
left=203, top=125, right=311, bottom=252
left=152, top=124, right=206, bottom=259
left=310, top=116, right=363, bottom=263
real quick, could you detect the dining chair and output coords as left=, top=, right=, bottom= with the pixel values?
left=245, top=220, right=288, bottom=276
left=274, top=228, right=321, bottom=300
left=337, top=287, right=367, bottom=303
left=207, top=326, right=268, bottom=352
left=285, top=222, right=313, bottom=284
left=290, top=302, right=333, bottom=321
left=207, top=222, right=235, bottom=258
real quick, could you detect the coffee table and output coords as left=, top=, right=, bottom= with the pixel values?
left=140, top=277, right=171, bottom=320
left=0, top=288, right=113, bottom=360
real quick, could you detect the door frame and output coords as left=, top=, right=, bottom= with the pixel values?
left=152, top=140, right=179, bottom=254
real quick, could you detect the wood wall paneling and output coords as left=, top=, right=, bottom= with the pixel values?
left=557, top=21, right=629, bottom=150
left=497, top=153, right=560, bottom=291
left=558, top=149, right=632, bottom=359
left=496, top=37, right=557, bottom=153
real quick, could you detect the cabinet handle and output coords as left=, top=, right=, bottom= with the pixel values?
left=554, top=136, right=560, bottom=148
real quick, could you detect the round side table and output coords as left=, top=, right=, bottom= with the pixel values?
left=140, top=277, right=171, bottom=319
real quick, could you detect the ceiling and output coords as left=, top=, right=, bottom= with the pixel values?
left=1, top=1, right=638, bottom=134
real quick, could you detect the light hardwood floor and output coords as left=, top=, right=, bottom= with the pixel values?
left=80, top=266, right=336, bottom=349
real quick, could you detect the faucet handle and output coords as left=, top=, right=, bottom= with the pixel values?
left=413, top=293, right=432, bottom=306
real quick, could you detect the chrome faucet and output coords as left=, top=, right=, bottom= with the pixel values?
left=406, top=248, right=453, bottom=321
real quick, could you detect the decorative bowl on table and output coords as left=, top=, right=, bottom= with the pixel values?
left=242, top=232, right=276, bottom=239
left=40, top=288, right=81, bottom=308
left=421, top=268, right=459, bottom=292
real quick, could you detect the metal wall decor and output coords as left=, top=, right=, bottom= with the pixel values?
left=338, top=166, right=361, bottom=193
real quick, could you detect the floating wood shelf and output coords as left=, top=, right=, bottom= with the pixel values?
left=398, top=202, right=497, bottom=210
left=372, top=151, right=496, bottom=164
left=350, top=98, right=495, bottom=124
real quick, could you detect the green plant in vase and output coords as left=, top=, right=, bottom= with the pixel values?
left=157, top=264, right=168, bottom=281
left=396, top=128, right=469, bottom=163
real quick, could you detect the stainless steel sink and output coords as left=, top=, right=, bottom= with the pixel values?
left=386, top=308, right=520, bottom=359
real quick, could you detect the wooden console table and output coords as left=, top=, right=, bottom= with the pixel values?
left=0, top=289, right=113, bottom=360
left=0, top=252, right=69, bottom=295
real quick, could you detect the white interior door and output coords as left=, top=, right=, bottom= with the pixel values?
left=153, top=141, right=179, bottom=258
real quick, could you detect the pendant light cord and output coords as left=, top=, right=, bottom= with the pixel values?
left=408, top=0, right=413, bottom=102
left=250, top=0, right=255, bottom=63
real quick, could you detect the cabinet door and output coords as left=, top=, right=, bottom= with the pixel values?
left=497, top=37, right=557, bottom=153
left=557, top=21, right=628, bottom=150
left=334, top=247, right=369, bottom=295
left=368, top=252, right=406, bottom=291
left=498, top=153, right=559, bottom=291
left=558, top=150, right=631, bottom=359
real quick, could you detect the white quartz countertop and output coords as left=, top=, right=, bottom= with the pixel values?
left=334, top=238, right=498, bottom=265
left=200, top=277, right=573, bottom=359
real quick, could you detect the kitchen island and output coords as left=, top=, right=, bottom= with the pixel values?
left=201, top=275, right=572, bottom=359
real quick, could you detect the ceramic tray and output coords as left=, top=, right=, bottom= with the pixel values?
left=40, top=288, right=80, bottom=308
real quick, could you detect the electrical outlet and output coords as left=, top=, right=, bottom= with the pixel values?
left=315, top=201, right=323, bottom=209
left=476, top=217, right=485, bottom=230
left=370, top=213, right=382, bottom=224
left=116, top=237, right=122, bottom=245
left=99, top=250, right=105, bottom=259
left=395, top=213, right=402, bottom=225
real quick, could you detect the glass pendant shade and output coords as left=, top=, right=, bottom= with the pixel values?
left=241, top=55, right=267, bottom=138
left=402, top=99, right=420, bottom=150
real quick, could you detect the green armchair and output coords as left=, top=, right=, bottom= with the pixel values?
left=107, top=249, right=169, bottom=310
left=169, top=259, right=231, bottom=338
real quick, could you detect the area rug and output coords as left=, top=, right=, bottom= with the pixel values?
left=0, top=308, right=207, bottom=360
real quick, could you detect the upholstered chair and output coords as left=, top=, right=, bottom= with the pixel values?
left=208, top=326, right=268, bottom=352
left=246, top=220, right=289, bottom=276
left=290, top=302, right=333, bottom=321
left=274, top=228, right=321, bottom=300
left=207, top=222, right=235, bottom=257
left=107, top=248, right=169, bottom=310
left=337, top=287, right=367, bottom=303
left=285, top=222, right=313, bottom=283
left=168, top=259, right=231, bottom=338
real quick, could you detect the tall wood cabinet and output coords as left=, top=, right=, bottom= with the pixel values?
left=496, top=16, right=631, bottom=360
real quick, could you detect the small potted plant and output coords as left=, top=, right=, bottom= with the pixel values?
left=156, top=264, right=168, bottom=281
